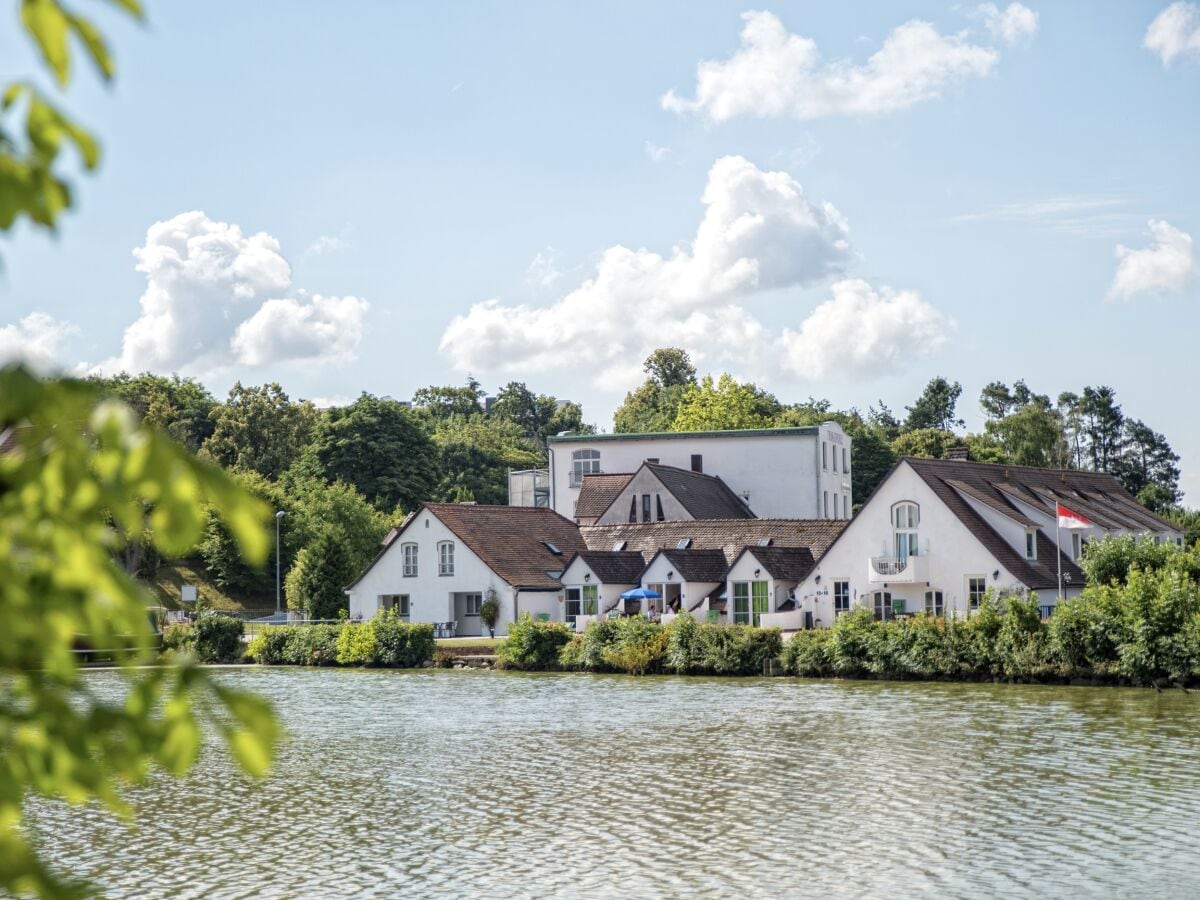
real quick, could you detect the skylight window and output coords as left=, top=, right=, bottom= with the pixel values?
left=611, top=541, right=627, bottom=552
left=758, top=538, right=773, bottom=547
left=676, top=538, right=692, bottom=549
left=542, top=541, right=562, bottom=555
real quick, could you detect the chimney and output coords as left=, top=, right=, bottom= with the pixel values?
left=946, top=446, right=969, bottom=461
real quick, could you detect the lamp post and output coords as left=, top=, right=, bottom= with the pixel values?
left=275, top=510, right=286, bottom=617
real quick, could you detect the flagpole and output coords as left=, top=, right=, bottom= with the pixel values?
left=1056, top=509, right=1063, bottom=602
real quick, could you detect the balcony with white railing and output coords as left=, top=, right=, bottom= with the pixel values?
left=867, top=553, right=929, bottom=584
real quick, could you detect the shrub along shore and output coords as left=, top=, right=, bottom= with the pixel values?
left=162, top=538, right=1200, bottom=689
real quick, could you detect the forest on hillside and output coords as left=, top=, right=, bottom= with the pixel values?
left=91, top=347, right=1197, bottom=619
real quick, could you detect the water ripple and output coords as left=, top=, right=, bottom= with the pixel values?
left=22, top=670, right=1200, bottom=899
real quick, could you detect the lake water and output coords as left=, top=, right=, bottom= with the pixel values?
left=26, top=669, right=1200, bottom=898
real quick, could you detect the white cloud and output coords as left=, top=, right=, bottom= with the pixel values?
left=779, top=279, right=951, bottom=380
left=231, top=295, right=369, bottom=366
left=441, top=156, right=948, bottom=390
left=1145, top=2, right=1200, bottom=64
left=977, top=3, right=1039, bottom=46
left=305, top=234, right=349, bottom=255
left=1108, top=219, right=1195, bottom=301
left=645, top=141, right=671, bottom=163
left=101, top=211, right=368, bottom=375
left=0, top=312, right=78, bottom=373
left=526, top=247, right=562, bottom=290
left=661, top=10, right=1001, bottom=122
left=952, top=195, right=1135, bottom=236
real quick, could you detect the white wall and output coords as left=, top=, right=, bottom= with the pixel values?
left=548, top=424, right=852, bottom=522
left=345, top=507, right=521, bottom=635
left=560, top=557, right=635, bottom=615
left=796, top=462, right=1027, bottom=625
left=595, top=468, right=693, bottom=525
left=639, top=554, right=718, bottom=614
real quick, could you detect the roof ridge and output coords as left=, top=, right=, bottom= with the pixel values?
left=905, top=455, right=1119, bottom=480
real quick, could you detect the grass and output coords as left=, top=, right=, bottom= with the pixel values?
left=144, top=559, right=274, bottom=616
left=435, top=637, right=502, bottom=650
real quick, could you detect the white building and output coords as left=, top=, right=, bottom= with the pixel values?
left=795, top=456, right=1184, bottom=626
left=345, top=503, right=585, bottom=636
left=546, top=424, right=852, bottom=522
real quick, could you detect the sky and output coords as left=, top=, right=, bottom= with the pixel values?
left=1, top=1, right=1198, bottom=495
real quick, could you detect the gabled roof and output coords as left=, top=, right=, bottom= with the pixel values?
left=732, top=546, right=818, bottom=583
left=562, top=550, right=647, bottom=585
left=347, top=503, right=587, bottom=591
left=575, top=472, right=634, bottom=518
left=641, top=462, right=755, bottom=520
left=901, top=457, right=1181, bottom=590
left=642, top=548, right=730, bottom=584
left=581, top=519, right=846, bottom=566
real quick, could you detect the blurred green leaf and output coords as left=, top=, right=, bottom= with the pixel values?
left=21, top=0, right=71, bottom=87
left=66, top=13, right=114, bottom=80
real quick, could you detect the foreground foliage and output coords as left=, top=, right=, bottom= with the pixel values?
left=0, top=367, right=279, bottom=898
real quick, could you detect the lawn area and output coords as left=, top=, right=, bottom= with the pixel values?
left=145, top=559, right=274, bottom=616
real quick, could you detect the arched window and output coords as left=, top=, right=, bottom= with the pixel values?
left=437, top=541, right=455, bottom=576
left=892, top=502, right=920, bottom=559
left=402, top=542, right=418, bottom=577
left=570, top=449, right=601, bottom=486
left=924, top=590, right=944, bottom=616
left=872, top=590, right=893, bottom=622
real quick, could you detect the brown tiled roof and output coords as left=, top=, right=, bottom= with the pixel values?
left=645, top=548, right=730, bottom=583
left=903, top=457, right=1178, bottom=590
left=734, top=546, right=818, bottom=583
left=348, top=503, right=587, bottom=591
left=643, top=462, right=755, bottom=519
left=564, top=550, right=647, bottom=584
left=582, top=519, right=846, bottom=566
left=575, top=473, right=635, bottom=519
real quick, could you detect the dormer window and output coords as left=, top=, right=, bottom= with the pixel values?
left=893, top=502, right=919, bottom=558
left=570, top=449, right=601, bottom=487
left=1025, top=530, right=1037, bottom=561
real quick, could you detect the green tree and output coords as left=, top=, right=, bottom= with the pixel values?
left=294, top=393, right=440, bottom=512
left=613, top=348, right=698, bottom=433
left=411, top=378, right=484, bottom=422
left=284, top=530, right=358, bottom=619
left=490, top=381, right=592, bottom=449
left=90, top=372, right=217, bottom=452
left=890, top=428, right=959, bottom=460
left=671, top=373, right=781, bottom=432
left=1114, top=419, right=1180, bottom=508
left=202, top=382, right=317, bottom=479
left=984, top=404, right=1068, bottom=467
left=903, top=376, right=964, bottom=432
left=1077, top=385, right=1124, bottom=472
left=434, top=415, right=542, bottom=504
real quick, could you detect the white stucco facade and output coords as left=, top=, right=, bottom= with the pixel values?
left=548, top=425, right=852, bottom=522
left=344, top=507, right=562, bottom=636
left=559, top=555, right=636, bottom=620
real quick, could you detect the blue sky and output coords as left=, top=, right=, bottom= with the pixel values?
left=1, top=1, right=1198, bottom=495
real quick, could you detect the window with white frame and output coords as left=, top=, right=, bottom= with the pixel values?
left=893, top=502, right=920, bottom=558
left=570, top=449, right=601, bottom=487
left=832, top=494, right=838, bottom=519
left=438, top=541, right=455, bottom=576
left=1072, top=533, right=1082, bottom=559
left=832, top=447, right=838, bottom=472
left=824, top=491, right=830, bottom=518
left=872, top=590, right=893, bottom=622
left=1024, top=530, right=1037, bottom=560
left=822, top=442, right=828, bottom=470
left=842, top=447, right=849, bottom=474
left=464, top=592, right=482, bottom=615
left=378, top=594, right=410, bottom=617
left=402, top=542, right=418, bottom=577
left=582, top=584, right=598, bottom=616
left=843, top=493, right=850, bottom=519
left=968, top=576, right=986, bottom=610
left=833, top=580, right=850, bottom=615
left=924, top=590, right=944, bottom=616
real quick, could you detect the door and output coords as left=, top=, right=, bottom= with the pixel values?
left=565, top=588, right=582, bottom=626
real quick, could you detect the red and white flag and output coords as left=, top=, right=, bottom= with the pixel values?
left=1057, top=503, right=1091, bottom=530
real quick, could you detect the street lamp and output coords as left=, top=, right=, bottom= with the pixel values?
left=275, top=511, right=286, bottom=617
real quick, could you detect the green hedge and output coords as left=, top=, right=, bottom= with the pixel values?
left=498, top=614, right=782, bottom=676
left=162, top=614, right=244, bottom=663
left=247, top=612, right=434, bottom=668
